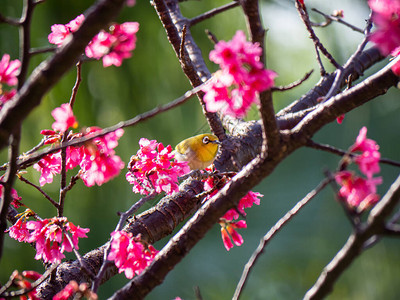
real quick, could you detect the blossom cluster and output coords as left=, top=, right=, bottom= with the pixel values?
left=108, top=231, right=158, bottom=279
left=368, top=0, right=400, bottom=75
left=126, top=138, right=190, bottom=195
left=8, top=216, right=89, bottom=264
left=0, top=53, right=20, bottom=106
left=48, top=14, right=139, bottom=67
left=34, top=103, right=125, bottom=187
left=202, top=30, right=277, bottom=118
left=335, top=127, right=382, bottom=212
left=203, top=172, right=262, bottom=251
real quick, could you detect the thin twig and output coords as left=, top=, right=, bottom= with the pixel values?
left=205, top=29, right=219, bottom=44
left=189, top=1, right=240, bottom=26
left=314, top=44, right=327, bottom=76
left=18, top=175, right=59, bottom=208
left=233, top=177, right=331, bottom=300
left=69, top=61, right=82, bottom=109
left=323, top=15, right=372, bottom=101
left=62, top=228, right=95, bottom=279
left=295, top=0, right=341, bottom=69
left=0, top=13, right=21, bottom=26
left=29, top=46, right=56, bottom=55
left=272, top=70, right=314, bottom=92
left=311, top=8, right=364, bottom=33
left=306, top=140, right=400, bottom=168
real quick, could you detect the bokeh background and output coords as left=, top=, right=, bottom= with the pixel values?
left=1, top=0, right=400, bottom=299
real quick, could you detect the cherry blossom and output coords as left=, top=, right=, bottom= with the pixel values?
left=368, top=0, right=400, bottom=74
left=108, top=231, right=159, bottom=279
left=368, top=0, right=400, bottom=56
left=0, top=54, right=21, bottom=86
left=335, top=171, right=382, bottom=212
left=48, top=14, right=84, bottom=46
left=34, top=104, right=124, bottom=187
left=220, top=220, right=247, bottom=251
left=79, top=127, right=125, bottom=187
left=51, top=103, right=78, bottom=133
left=350, top=126, right=381, bottom=179
left=85, top=22, right=139, bottom=67
left=203, top=172, right=262, bottom=250
left=334, top=127, right=383, bottom=212
left=8, top=217, right=89, bottom=264
left=202, top=30, right=277, bottom=118
left=126, top=138, right=190, bottom=195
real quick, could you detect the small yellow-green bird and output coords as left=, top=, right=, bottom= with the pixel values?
left=174, top=133, right=220, bottom=170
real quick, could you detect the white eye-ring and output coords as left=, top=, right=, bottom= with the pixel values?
left=203, top=136, right=210, bottom=144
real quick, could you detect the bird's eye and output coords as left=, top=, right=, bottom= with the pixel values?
left=203, top=136, right=210, bottom=144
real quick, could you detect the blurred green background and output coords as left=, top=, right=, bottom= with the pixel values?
left=1, top=0, right=400, bottom=299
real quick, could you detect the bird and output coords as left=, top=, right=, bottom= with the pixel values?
left=174, top=133, right=220, bottom=170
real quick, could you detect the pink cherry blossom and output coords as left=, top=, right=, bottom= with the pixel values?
left=8, top=218, right=30, bottom=242
left=9, top=217, right=89, bottom=264
left=79, top=127, right=125, bottom=187
left=86, top=22, right=139, bottom=67
left=203, top=173, right=262, bottom=249
left=0, top=54, right=21, bottom=86
left=202, top=30, right=277, bottom=118
left=126, top=138, right=190, bottom=195
left=368, top=0, right=400, bottom=56
left=51, top=103, right=78, bottom=132
left=350, top=127, right=381, bottom=178
left=33, top=152, right=62, bottom=186
left=220, top=220, right=247, bottom=251
left=108, top=231, right=158, bottom=279
left=335, top=171, right=382, bottom=212
left=48, top=14, right=85, bottom=46
left=34, top=123, right=124, bottom=187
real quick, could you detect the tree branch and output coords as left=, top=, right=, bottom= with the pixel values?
left=304, top=173, right=400, bottom=299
